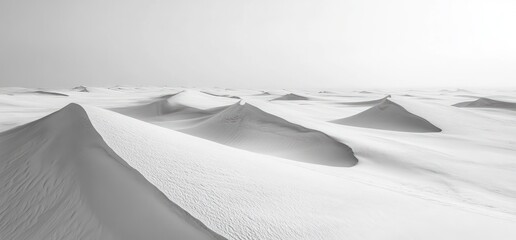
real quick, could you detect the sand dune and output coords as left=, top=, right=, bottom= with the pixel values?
left=156, top=90, right=239, bottom=109
left=440, top=88, right=472, bottom=94
left=115, top=98, right=218, bottom=120
left=453, top=97, right=516, bottom=110
left=72, top=86, right=89, bottom=92
left=114, top=96, right=223, bottom=121
left=271, top=93, right=309, bottom=101
left=181, top=102, right=358, bottom=166
left=332, top=99, right=441, bottom=132
left=83, top=103, right=516, bottom=240
left=114, top=90, right=236, bottom=121
left=337, top=95, right=391, bottom=106
left=0, top=103, right=223, bottom=240
left=254, top=91, right=272, bottom=96
left=2, top=88, right=516, bottom=240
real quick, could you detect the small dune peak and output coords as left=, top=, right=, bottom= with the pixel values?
left=48, top=103, right=88, bottom=120
left=72, top=85, right=89, bottom=92
left=376, top=98, right=398, bottom=110
left=26, top=103, right=94, bottom=134
left=332, top=99, right=441, bottom=133
left=453, top=97, right=516, bottom=110
left=209, top=102, right=261, bottom=122
left=271, top=93, right=309, bottom=101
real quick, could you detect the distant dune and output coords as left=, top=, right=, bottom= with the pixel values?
left=453, top=97, right=516, bottom=111
left=254, top=91, right=272, bottom=96
left=332, top=99, right=441, bottom=132
left=271, top=93, right=309, bottom=101
left=72, top=86, right=89, bottom=92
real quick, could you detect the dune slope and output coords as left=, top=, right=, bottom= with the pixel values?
left=332, top=99, right=441, bottom=132
left=0, top=103, right=223, bottom=240
left=181, top=102, right=358, bottom=166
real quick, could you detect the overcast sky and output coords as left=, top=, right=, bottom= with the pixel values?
left=1, top=0, right=515, bottom=89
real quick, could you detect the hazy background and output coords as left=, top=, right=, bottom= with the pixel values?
left=1, top=0, right=515, bottom=89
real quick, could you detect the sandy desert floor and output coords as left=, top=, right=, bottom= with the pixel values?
left=1, top=86, right=516, bottom=239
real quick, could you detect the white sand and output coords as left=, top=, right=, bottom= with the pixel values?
left=1, top=87, right=516, bottom=239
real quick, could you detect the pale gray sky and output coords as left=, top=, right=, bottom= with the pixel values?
left=0, top=0, right=515, bottom=88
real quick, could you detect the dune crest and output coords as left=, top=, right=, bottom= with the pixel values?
left=181, top=102, right=358, bottom=167
left=453, top=97, right=516, bottom=110
left=0, top=103, right=224, bottom=240
left=332, top=99, right=441, bottom=133
left=201, top=91, right=241, bottom=99
left=338, top=95, right=391, bottom=106
left=271, top=93, right=309, bottom=101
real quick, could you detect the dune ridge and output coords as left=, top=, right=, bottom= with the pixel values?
left=181, top=102, right=358, bottom=167
left=337, top=95, right=391, bottom=106
left=32, top=90, right=69, bottom=96
left=332, top=99, right=441, bottom=132
left=201, top=91, right=241, bottom=99
left=0, top=103, right=224, bottom=240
